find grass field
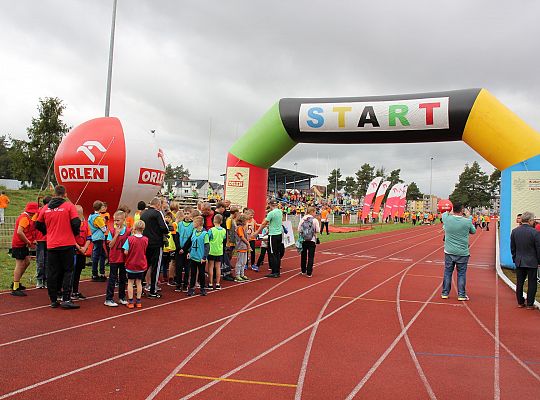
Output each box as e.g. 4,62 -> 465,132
0,189 -> 425,290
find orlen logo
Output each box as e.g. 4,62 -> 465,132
138,168 -> 165,186
58,165 -> 109,182
227,171 -> 244,188
76,140 -> 107,163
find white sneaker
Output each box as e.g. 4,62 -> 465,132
117,298 -> 128,305
104,300 -> 119,307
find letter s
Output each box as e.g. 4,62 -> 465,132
306,107 -> 324,128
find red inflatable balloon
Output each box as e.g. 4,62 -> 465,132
54,117 -> 166,216
437,199 -> 453,213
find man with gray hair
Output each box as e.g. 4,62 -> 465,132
510,211 -> 540,309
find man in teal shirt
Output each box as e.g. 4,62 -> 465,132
254,200 -> 283,278
441,202 -> 476,300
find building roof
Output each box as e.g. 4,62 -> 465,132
268,167 -> 316,184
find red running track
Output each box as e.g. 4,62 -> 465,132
0,225 -> 538,399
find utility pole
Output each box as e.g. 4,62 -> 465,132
429,156 -> 434,212
105,0 -> 118,117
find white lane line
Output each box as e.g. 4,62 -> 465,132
494,261 -> 500,400
145,269 -> 301,400
0,229 -> 437,399
344,283 -> 442,400
178,242 -> 445,400
0,229 -> 435,348
394,232 -> 482,400
0,226 -> 432,315
294,234 -> 441,400
147,228 -> 437,400
463,302 -> 540,382
0,260 -> 379,400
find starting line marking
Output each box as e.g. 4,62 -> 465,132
333,296 -> 464,307
175,373 -> 297,388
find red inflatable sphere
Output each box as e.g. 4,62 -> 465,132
437,199 -> 453,213
54,117 -> 166,217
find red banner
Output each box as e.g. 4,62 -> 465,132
361,177 -> 383,220
371,180 -> 390,219
383,184 -> 402,221
397,184 -> 409,218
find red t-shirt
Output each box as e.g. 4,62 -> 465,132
37,201 -> 79,249
75,220 -> 90,248
12,213 -> 35,248
125,235 -> 148,272
536,224 -> 540,232
108,226 -> 131,264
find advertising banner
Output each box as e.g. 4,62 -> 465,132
226,167 -> 250,209
372,180 -> 390,219
383,184 -> 402,220
510,171 -> 540,230
397,185 -> 409,218
361,177 -> 383,220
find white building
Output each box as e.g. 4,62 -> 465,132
166,179 -> 224,199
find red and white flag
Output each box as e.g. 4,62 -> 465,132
361,177 -> 383,220
371,180 -> 390,219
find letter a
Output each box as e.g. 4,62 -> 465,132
358,106 -> 380,128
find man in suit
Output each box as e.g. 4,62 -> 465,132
510,211 -> 540,309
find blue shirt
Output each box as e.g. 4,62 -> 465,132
88,213 -> 106,241
189,229 -> 209,262
178,220 -> 194,247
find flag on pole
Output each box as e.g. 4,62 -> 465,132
371,180 -> 390,219
397,184 -> 409,218
382,184 -> 402,221
361,177 -> 383,220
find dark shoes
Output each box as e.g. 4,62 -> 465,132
148,292 -> 162,299
11,290 -> 27,297
60,301 -> 80,309
265,273 -> 280,278
50,301 -> 59,308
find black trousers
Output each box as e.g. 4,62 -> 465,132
321,221 -> 329,234
301,240 -> 316,276
176,250 -> 189,287
516,267 -> 538,307
268,234 -> 283,275
189,260 -> 205,289
72,254 -> 86,293
47,247 -> 75,302
257,247 -> 267,267
146,246 -> 162,294
107,262 -> 127,301
249,240 -> 256,265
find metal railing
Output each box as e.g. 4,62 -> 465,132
0,216 -> 17,249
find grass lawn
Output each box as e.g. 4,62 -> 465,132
502,267 -> 540,302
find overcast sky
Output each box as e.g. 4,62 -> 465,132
1,0 -> 538,197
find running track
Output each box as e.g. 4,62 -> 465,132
0,225 -> 539,399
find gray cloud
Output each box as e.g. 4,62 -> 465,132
1,0 -> 538,198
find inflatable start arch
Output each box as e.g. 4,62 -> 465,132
224,89 -> 540,268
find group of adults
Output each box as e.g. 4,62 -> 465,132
441,203 -> 540,309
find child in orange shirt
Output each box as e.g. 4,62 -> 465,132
234,214 -> 251,282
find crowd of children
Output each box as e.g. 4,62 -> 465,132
9,197 -> 285,309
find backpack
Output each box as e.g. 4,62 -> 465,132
300,216 -> 315,241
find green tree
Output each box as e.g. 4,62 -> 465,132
387,169 -> 404,187
0,136 -> 13,179
355,163 -> 375,197
164,163 -> 190,191
449,161 -> 491,209
344,176 -> 357,196
328,168 -> 345,192
10,98 -> 70,187
488,169 -> 501,198
406,181 -> 423,200
375,166 -> 387,179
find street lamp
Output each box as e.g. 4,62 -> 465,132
105,0 -> 118,117
293,162 -> 298,193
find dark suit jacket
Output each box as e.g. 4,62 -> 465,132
510,224 -> 540,268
